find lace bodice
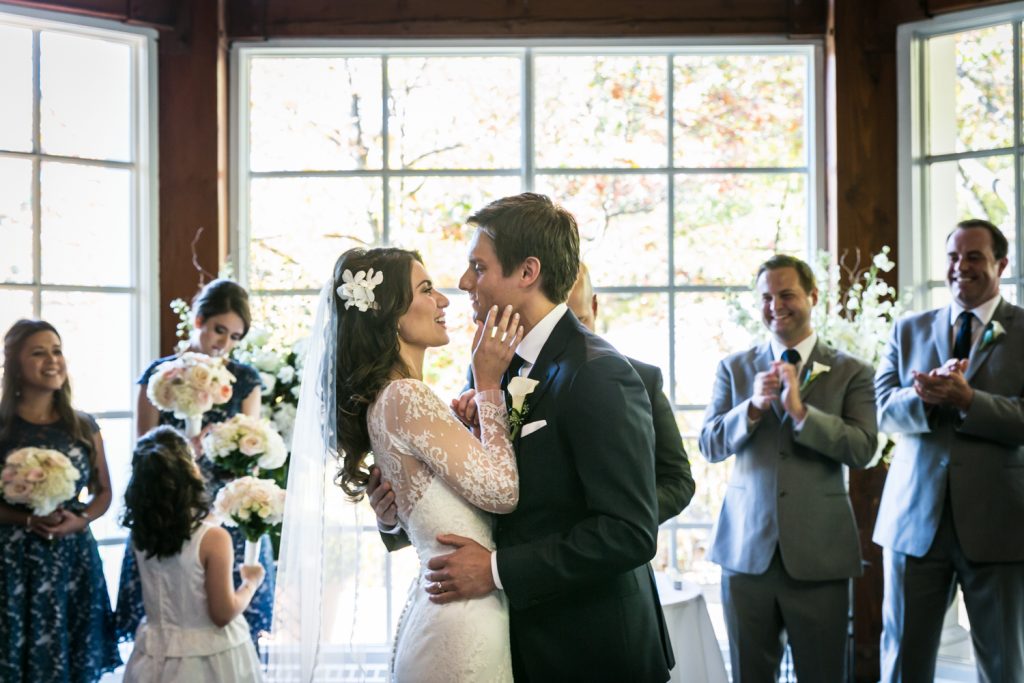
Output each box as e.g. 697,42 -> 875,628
367,379 -> 518,525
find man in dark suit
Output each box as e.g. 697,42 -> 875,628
700,254 -> 877,682
567,262 -> 695,523
874,219 -> 1024,683
413,193 -> 672,682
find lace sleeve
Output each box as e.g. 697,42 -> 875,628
382,380 -> 518,514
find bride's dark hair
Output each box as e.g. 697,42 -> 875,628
333,246 -> 421,499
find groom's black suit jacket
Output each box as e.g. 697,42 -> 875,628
495,311 -> 672,682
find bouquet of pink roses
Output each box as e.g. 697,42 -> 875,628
201,414 -> 288,477
146,352 -> 235,436
1,447 -> 81,516
214,475 -> 286,563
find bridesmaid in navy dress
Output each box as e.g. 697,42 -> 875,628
0,319 -> 121,682
114,279 -> 275,646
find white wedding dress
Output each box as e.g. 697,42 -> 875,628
367,379 -> 518,683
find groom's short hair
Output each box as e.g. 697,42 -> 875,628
468,193 -> 580,304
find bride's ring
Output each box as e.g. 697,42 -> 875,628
433,581 -> 444,593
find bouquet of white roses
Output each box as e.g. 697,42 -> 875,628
214,475 -> 286,563
201,414 -> 288,477
146,352 -> 236,436
1,447 -> 81,516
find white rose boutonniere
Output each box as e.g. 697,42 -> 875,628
799,361 -> 831,393
507,376 -> 539,439
979,320 -> 1006,351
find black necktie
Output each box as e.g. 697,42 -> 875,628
504,354 -> 526,388
781,348 -> 801,366
953,311 -> 974,360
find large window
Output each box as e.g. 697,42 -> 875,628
899,3 -> 1024,309
0,4 -> 156,593
235,41 -> 821,651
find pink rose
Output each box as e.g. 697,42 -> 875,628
1,467 -> 16,483
238,433 -> 266,457
217,384 -> 232,402
3,481 -> 33,502
24,468 -> 45,483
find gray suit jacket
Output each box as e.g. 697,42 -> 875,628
699,340 -> 877,580
873,300 -> 1024,562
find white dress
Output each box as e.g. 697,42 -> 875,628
367,379 -> 518,683
123,522 -> 264,683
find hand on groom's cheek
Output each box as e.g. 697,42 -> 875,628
425,534 -> 496,604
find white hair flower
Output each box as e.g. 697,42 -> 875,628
336,268 -> 384,312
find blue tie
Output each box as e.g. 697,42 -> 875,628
953,311 -> 974,360
781,348 -> 801,366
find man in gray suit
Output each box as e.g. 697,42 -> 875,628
874,219 -> 1024,683
700,254 -> 877,682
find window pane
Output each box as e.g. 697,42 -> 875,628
534,55 -> 667,169
98,543 -> 125,605
388,176 -> 521,289
592,293 -> 669,378
249,177 -> 383,290
387,57 -> 520,169
927,25 -> 1013,156
41,162 -> 131,286
0,157 -> 34,284
675,173 -> 806,285
0,289 -> 35,358
0,25 -> 33,153
674,292 -> 756,405
1000,283 -> 1018,304
249,57 -> 383,172
422,295 -> 477,403
535,174 -> 669,286
926,155 -> 1016,280
40,31 -> 131,162
249,294 -> 318,349
91,417 -> 132,542
674,54 -> 806,168
42,291 -> 132,412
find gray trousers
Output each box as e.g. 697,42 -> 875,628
881,498 -> 1024,683
721,549 -> 849,683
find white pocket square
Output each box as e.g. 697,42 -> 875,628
520,420 -> 547,437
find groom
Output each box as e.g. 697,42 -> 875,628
379,193 -> 672,682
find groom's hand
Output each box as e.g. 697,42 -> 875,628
425,534 -> 495,604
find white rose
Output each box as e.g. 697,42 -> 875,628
260,372 -> 277,397
238,432 -> 268,457
277,365 -> 296,384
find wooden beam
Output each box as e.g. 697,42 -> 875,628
0,0 -> 178,29
157,0 -> 229,355
227,0 -> 828,39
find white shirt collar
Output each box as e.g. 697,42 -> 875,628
770,331 -> 818,367
950,294 -> 1001,328
515,303 -> 568,368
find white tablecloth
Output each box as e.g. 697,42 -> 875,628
656,572 -> 729,683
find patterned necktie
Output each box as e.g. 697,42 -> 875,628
953,311 -> 974,360
780,348 -> 801,366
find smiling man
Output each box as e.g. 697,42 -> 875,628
699,254 -> 877,682
874,219 -> 1024,683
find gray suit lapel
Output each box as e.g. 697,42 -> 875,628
799,341 -> 833,403
932,306 -> 952,364
966,299 -> 1014,383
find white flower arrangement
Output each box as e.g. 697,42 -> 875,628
1,447 -> 81,516
800,361 -> 831,392
201,414 -> 289,477
337,268 -> 384,312
146,352 -> 236,436
214,475 -> 286,544
507,376 -> 539,439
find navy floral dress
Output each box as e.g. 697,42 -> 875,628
0,414 -> 122,683
114,355 -> 276,646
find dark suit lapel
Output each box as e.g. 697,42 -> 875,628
966,299 -> 1014,383
519,311 -> 574,418
754,342 -> 783,421
932,306 -> 952,365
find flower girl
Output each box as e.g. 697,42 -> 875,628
121,426 -> 265,682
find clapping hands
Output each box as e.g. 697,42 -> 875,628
749,361 -> 806,421
913,359 -> 974,410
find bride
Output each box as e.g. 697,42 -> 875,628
271,247 -> 522,683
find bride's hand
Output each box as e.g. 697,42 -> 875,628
471,305 -> 523,392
